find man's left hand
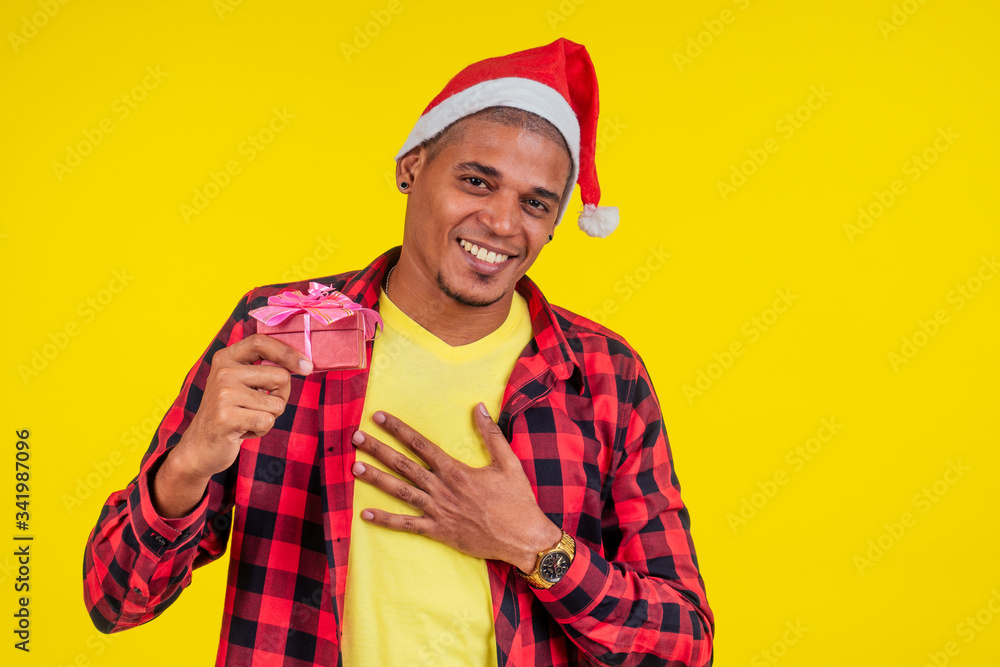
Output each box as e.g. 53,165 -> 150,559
350,403 -> 563,573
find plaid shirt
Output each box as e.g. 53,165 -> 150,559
84,246 -> 714,666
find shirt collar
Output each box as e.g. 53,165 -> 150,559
341,246 -> 582,390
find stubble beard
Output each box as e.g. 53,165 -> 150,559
435,270 -> 505,308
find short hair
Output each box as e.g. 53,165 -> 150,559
421,106 -> 572,169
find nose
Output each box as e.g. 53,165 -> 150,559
479,190 -> 519,236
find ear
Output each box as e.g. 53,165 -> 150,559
395,146 -> 424,190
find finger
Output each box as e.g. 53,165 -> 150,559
215,364 -> 294,403
221,333 -> 313,375
358,507 -> 431,537
473,402 -> 517,468
230,406 -> 276,439
231,384 -> 287,417
352,430 -> 435,491
351,459 -> 431,510
371,410 -> 449,470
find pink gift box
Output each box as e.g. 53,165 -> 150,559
249,282 -> 382,373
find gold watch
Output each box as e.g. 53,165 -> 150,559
517,531 -> 576,589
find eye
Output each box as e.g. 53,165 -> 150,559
523,198 -> 549,213
464,177 -> 488,188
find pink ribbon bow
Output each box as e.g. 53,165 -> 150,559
249,282 -> 383,353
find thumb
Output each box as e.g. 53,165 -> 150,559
474,402 -> 516,467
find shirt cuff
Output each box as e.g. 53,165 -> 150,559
532,538 -> 614,623
128,447 -> 209,558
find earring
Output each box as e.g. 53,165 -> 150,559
400,181 -> 409,190
548,234 -> 553,241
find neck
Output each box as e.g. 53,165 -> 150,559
385,249 -> 514,346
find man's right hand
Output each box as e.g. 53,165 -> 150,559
152,334 -> 313,518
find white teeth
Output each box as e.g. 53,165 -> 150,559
459,239 -> 508,264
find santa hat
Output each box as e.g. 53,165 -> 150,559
394,38 -> 619,238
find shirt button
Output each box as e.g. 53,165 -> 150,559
132,587 -> 142,595
153,535 -> 167,547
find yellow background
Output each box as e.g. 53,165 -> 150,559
3,0 -> 998,665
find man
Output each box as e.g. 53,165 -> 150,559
84,39 -> 714,666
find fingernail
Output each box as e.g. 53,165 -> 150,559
352,462 -> 365,475
352,431 -> 365,445
373,411 -> 386,424
299,359 -> 313,374
361,510 -> 374,521
478,402 -> 489,417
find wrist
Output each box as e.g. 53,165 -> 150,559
166,436 -> 215,483
516,529 -> 576,589
152,443 -> 213,518
514,520 -> 563,573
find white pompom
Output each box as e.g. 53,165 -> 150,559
577,203 -> 619,238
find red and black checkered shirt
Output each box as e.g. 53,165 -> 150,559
84,246 -> 714,666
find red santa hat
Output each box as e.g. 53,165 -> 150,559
394,38 -> 619,238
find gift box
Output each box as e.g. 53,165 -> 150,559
249,282 -> 382,372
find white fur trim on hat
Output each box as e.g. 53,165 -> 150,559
394,77 -> 582,225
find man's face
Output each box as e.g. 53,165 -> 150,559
399,116 -> 572,308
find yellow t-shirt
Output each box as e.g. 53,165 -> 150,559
341,287 -> 534,667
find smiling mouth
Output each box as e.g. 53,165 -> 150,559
458,238 -> 513,265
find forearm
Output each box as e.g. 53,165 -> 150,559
152,435 -> 213,518
534,539 -> 713,667
84,448 -> 217,633
536,356 -> 713,665
84,290 -> 248,632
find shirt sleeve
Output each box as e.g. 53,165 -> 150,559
83,291 -> 250,633
533,354 -> 715,666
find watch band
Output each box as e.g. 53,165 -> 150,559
517,531 -> 576,589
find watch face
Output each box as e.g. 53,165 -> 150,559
540,552 -> 571,583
